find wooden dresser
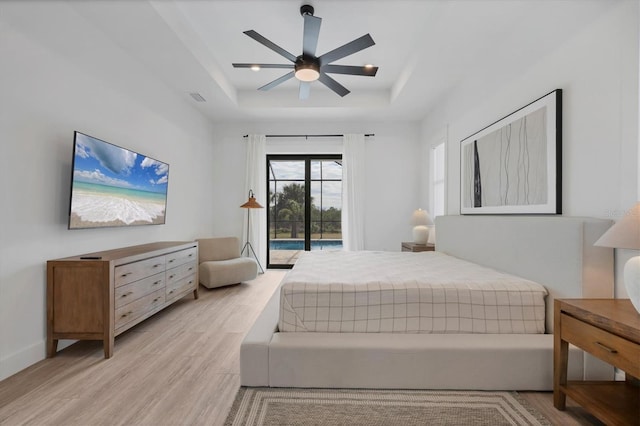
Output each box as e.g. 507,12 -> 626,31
47,241 -> 199,358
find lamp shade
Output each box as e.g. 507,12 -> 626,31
240,190 -> 264,209
594,202 -> 640,249
411,209 -> 432,226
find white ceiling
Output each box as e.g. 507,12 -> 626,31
3,0 -> 620,123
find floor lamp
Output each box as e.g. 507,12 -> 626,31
240,189 -> 265,273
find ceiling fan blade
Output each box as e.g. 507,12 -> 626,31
302,14 -> 322,57
299,82 -> 311,100
318,34 -> 375,65
233,63 -> 294,69
318,73 -> 350,97
322,64 -> 378,76
243,30 -> 297,63
258,71 -> 295,91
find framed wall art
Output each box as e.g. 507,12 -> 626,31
460,89 -> 562,214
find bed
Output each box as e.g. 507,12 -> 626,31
241,215 -> 615,390
279,251 -> 548,334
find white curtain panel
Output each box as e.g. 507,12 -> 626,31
342,134 -> 366,251
243,134 -> 267,270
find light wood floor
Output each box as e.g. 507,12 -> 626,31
0,270 -> 603,425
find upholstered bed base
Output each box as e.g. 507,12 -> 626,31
242,289 -> 589,390
241,216 -> 615,390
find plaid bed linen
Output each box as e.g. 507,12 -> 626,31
278,251 -> 548,334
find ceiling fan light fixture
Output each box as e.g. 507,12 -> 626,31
295,65 -> 320,82
234,5 -> 377,97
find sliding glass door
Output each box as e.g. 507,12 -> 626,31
267,155 -> 342,268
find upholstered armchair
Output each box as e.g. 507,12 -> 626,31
196,237 -> 258,289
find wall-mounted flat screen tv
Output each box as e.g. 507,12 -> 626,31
68,131 -> 169,229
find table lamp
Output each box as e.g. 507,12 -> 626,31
411,208 -> 432,245
594,202 -> 640,313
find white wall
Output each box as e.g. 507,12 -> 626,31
0,12 -> 216,380
421,1 -> 639,297
210,121 -> 423,252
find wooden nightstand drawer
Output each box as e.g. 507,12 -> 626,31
561,313 -> 640,377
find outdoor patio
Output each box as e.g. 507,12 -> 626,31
269,249 -> 302,265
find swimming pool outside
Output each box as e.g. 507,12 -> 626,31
269,239 -> 343,251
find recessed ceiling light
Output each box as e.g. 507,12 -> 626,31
250,65 -> 261,72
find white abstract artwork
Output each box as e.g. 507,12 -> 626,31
461,90 -> 561,214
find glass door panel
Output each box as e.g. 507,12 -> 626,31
310,180 -> 342,250
268,156 -> 342,268
268,160 -> 306,267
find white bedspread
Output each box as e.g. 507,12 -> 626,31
279,251 -> 547,334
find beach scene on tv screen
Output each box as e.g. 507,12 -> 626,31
69,132 -> 169,229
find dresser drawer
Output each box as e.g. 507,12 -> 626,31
166,274 -> 197,302
166,261 -> 197,285
166,247 -> 197,269
561,313 -> 640,376
115,288 -> 165,329
115,256 -> 166,287
115,272 -> 165,309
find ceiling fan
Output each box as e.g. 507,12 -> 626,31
232,4 -> 378,99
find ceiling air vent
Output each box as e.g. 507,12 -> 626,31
189,92 -> 206,102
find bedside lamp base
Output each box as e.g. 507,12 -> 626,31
412,225 -> 429,244
624,256 -> 640,314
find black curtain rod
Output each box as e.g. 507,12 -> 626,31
242,134 -> 374,139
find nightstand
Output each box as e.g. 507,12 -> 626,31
554,298 -> 640,426
401,242 -> 435,252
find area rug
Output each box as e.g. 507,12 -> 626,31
224,387 -> 551,425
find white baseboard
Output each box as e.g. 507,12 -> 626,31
0,339 -> 75,381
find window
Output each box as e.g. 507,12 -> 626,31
431,142 -> 446,217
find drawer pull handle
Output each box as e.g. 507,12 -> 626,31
188,253 -> 193,257
121,272 -> 132,277
153,297 -> 160,303
153,263 -> 162,268
188,267 -> 193,271
168,290 -> 174,294
595,342 -> 617,353
121,292 -> 133,298
153,280 -> 161,285
169,275 -> 175,279
169,259 -> 175,263
121,311 -> 133,318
